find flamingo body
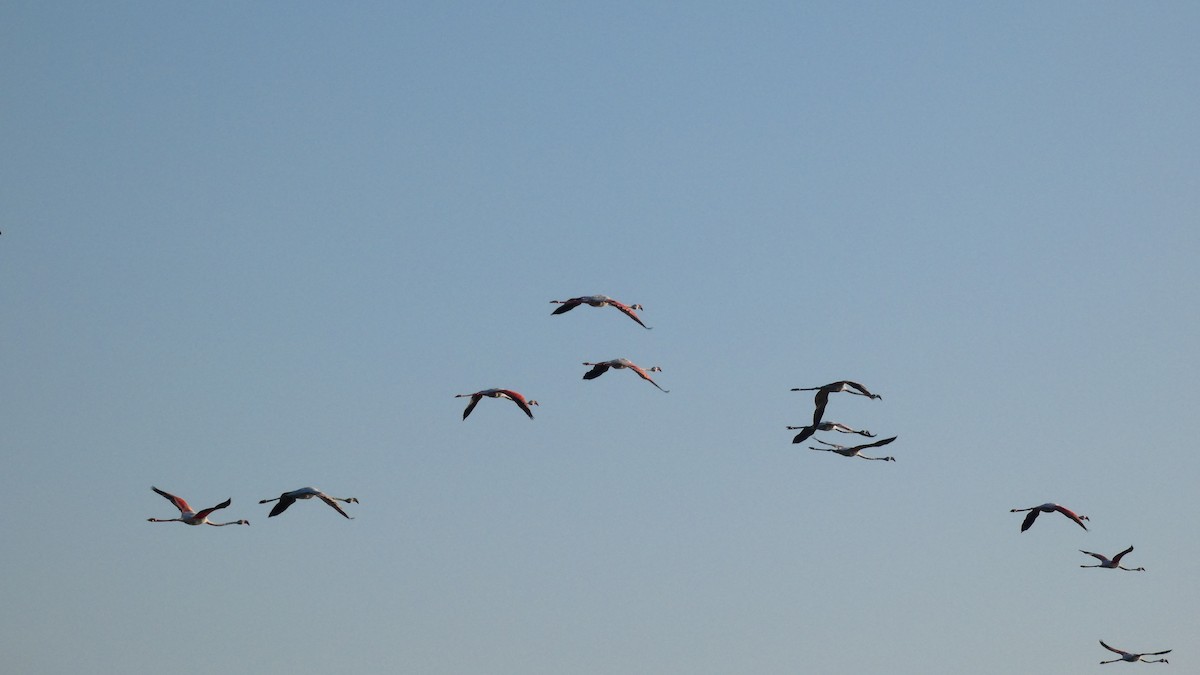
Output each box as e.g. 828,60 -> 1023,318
788,420 -> 874,443
1080,546 -> 1144,571
581,358 -> 668,392
550,295 -> 651,329
455,388 -> 539,419
807,436 -> 898,461
791,380 -> 882,400
1009,503 -> 1089,531
259,487 -> 358,519
147,486 -> 249,527
1100,640 -> 1171,664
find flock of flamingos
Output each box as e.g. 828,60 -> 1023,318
147,293 -> 1173,666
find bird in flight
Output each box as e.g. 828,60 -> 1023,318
806,436 -> 898,461
147,486 -> 249,527
1080,546 -> 1145,571
1010,503 -> 1089,531
1099,640 -> 1170,664
788,420 -> 875,444
550,295 -> 651,329
455,388 -> 539,419
791,380 -> 882,400
259,487 -> 359,519
581,358 -> 668,392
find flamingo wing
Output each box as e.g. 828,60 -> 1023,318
268,496 -> 297,517
848,436 -> 897,451
152,486 -> 192,514
611,301 -> 651,329
629,364 -> 668,392
791,426 -> 817,444
461,395 -> 481,420
1099,641 -> 1124,654
501,390 -> 535,419
318,494 -> 353,519
842,380 -> 880,398
195,498 -> 232,520
1111,546 -> 1134,564
550,298 -> 583,314
810,390 -> 831,426
1143,650 -> 1172,656
1053,504 -> 1088,530
1080,550 -> 1108,562
582,363 -> 611,380
1020,509 -> 1041,532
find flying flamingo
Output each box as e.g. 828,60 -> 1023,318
146,486 -> 249,527
581,358 -> 668,392
807,436 -> 898,461
1099,641 -> 1171,664
455,388 -> 539,419
1010,503 -> 1089,531
550,295 -> 651,329
1080,546 -> 1145,571
259,487 -> 359,519
791,380 -> 882,400
788,420 -> 875,443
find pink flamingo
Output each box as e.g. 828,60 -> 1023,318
1099,640 -> 1170,664
147,486 -> 249,527
807,436 -> 898,461
550,295 -> 651,329
1010,503 -> 1089,531
788,420 -> 875,444
1080,546 -> 1145,571
581,358 -> 668,392
259,487 -> 358,519
455,388 -> 539,419
791,380 -> 882,400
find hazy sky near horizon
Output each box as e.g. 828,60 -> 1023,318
2,3 -> 1198,673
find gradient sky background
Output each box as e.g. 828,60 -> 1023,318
2,3 -> 1198,674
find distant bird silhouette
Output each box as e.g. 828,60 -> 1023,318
581,358 -> 668,392
550,295 -> 651,329
788,420 -> 875,444
1099,640 -> 1170,664
259,487 -> 358,519
791,380 -> 882,400
455,388 -> 539,419
1010,503 -> 1089,531
1080,546 -> 1145,571
147,487 -> 249,527
807,436 -> 898,461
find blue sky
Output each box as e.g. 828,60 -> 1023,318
2,3 -> 1198,673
